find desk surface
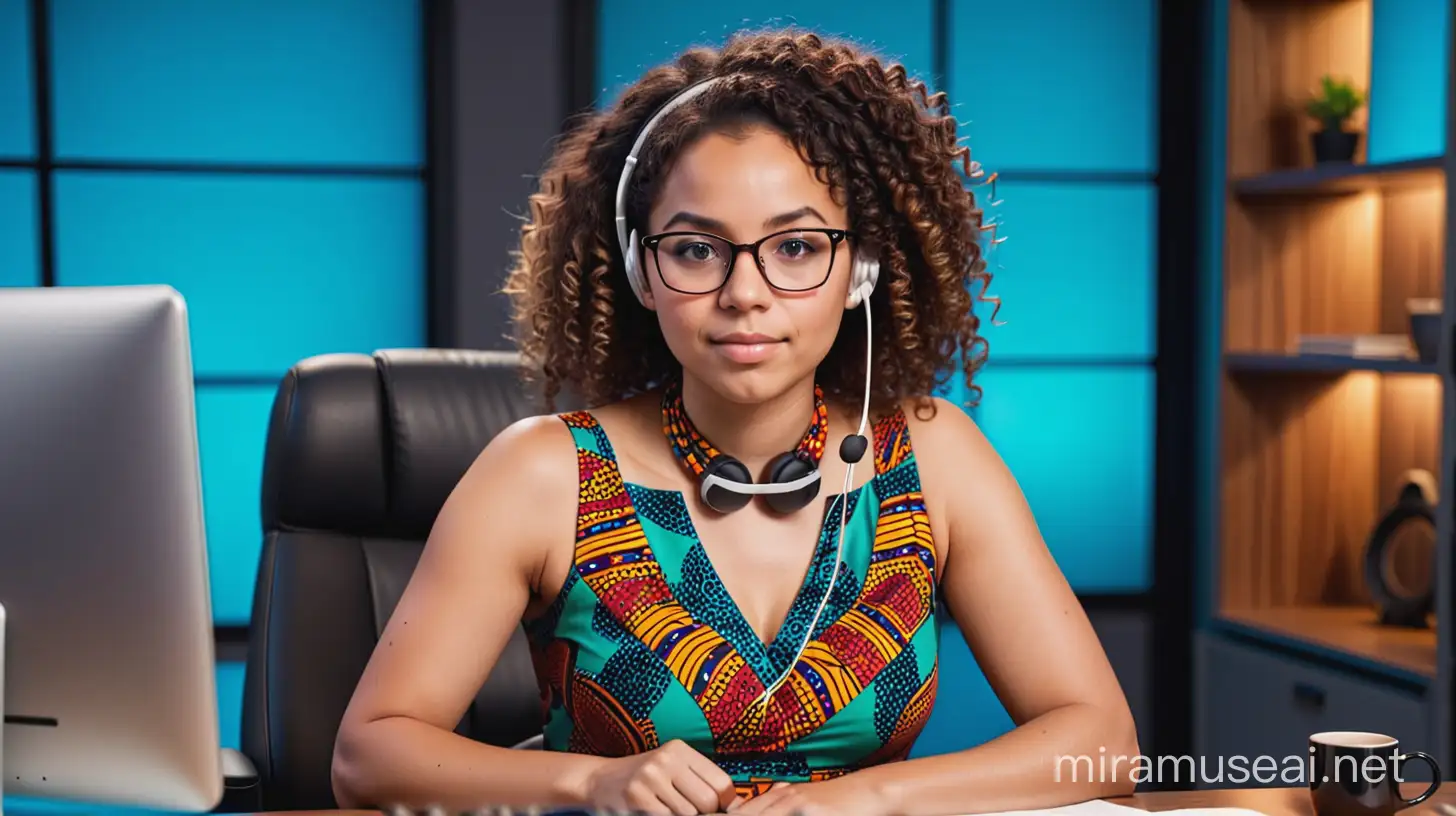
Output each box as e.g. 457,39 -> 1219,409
254,784 -> 1456,816
1109,784 -> 1449,814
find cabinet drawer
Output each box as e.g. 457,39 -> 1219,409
1195,632 -> 1428,789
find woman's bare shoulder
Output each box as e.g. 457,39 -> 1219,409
896,394 -> 984,455
425,412 -> 585,580
448,412 -> 582,495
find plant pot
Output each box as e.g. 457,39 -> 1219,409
1311,127 -> 1360,163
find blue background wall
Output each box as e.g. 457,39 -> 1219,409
2,0 -> 1165,801
0,0 -> 426,773
1367,0 -> 1450,164
597,0 -> 1160,753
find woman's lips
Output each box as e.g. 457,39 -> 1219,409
710,334 -> 785,363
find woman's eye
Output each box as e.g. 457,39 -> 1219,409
778,239 -> 813,258
676,243 -> 717,262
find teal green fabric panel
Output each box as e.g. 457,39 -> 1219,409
650,680 -> 716,752
0,169 -> 38,287
948,0 -> 1157,173
596,1 -> 935,104
797,679 -> 880,768
557,577 -> 613,678
52,171 -> 425,379
48,0 -> 423,166
972,365 -> 1155,593
630,488 -> 693,587
1368,0 -> 1450,163
0,0 -> 32,158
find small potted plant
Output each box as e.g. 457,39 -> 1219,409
1304,74 -> 1366,163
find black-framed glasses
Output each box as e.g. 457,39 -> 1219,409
640,227 -> 854,294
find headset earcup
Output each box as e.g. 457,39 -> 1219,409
764,453 -> 822,515
701,457 -> 753,513
625,228 -> 650,307
847,251 -> 879,308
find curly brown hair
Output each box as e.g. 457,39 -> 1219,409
503,28 -> 996,416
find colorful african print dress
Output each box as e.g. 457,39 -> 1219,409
523,406 -> 940,799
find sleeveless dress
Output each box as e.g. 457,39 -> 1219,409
522,405 -> 941,799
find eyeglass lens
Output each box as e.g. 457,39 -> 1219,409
649,230 -> 839,293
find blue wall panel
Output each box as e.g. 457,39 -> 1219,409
0,0 -> 33,158
7,3 -> 425,807
53,172 -> 425,379
597,1 -> 934,104
48,0 -> 423,166
948,0 -> 1157,173
1367,0 -> 1450,163
216,661 -> 245,750
0,170 -> 38,287
973,365 -> 1155,593
196,384 -> 276,625
979,182 -> 1156,361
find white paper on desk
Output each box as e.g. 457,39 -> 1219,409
965,798 -> 1271,816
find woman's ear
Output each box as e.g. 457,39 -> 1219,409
640,278 -> 657,310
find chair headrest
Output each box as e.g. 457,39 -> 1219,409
260,348 -> 548,540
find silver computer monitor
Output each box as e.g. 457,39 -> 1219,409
0,285 -> 223,812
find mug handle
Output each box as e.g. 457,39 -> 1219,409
1396,751 -> 1441,807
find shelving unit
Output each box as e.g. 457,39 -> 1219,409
1197,0 -> 1455,783
1225,353 -> 1439,375
1232,156 -> 1444,197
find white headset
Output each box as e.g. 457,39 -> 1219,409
613,76 -> 880,311
612,75 -> 881,706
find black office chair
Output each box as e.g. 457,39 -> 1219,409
235,348 -> 564,811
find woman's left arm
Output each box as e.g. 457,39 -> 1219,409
738,397 -> 1140,816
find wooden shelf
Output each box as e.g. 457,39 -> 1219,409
1219,606 -> 1436,681
1226,352 -> 1439,375
1233,156 -> 1445,197
1201,0 -> 1456,766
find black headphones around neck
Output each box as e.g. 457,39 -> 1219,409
661,379 -> 838,515
702,450 -> 824,515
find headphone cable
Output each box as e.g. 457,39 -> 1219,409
756,298 -> 873,707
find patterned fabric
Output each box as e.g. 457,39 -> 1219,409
523,405 -> 940,798
661,377 -> 830,476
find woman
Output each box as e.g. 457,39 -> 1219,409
331,29 -> 1138,816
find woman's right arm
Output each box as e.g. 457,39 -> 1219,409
329,415 -> 738,815
329,415 -> 599,810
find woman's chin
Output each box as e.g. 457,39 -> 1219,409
683,359 -> 809,406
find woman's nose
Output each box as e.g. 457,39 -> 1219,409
717,249 -> 772,310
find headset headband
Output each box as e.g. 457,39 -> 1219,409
613,77 -> 728,261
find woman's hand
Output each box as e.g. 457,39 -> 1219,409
582,739 -> 739,815
729,776 -> 894,816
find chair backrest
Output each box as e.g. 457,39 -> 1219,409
240,348 -> 559,811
